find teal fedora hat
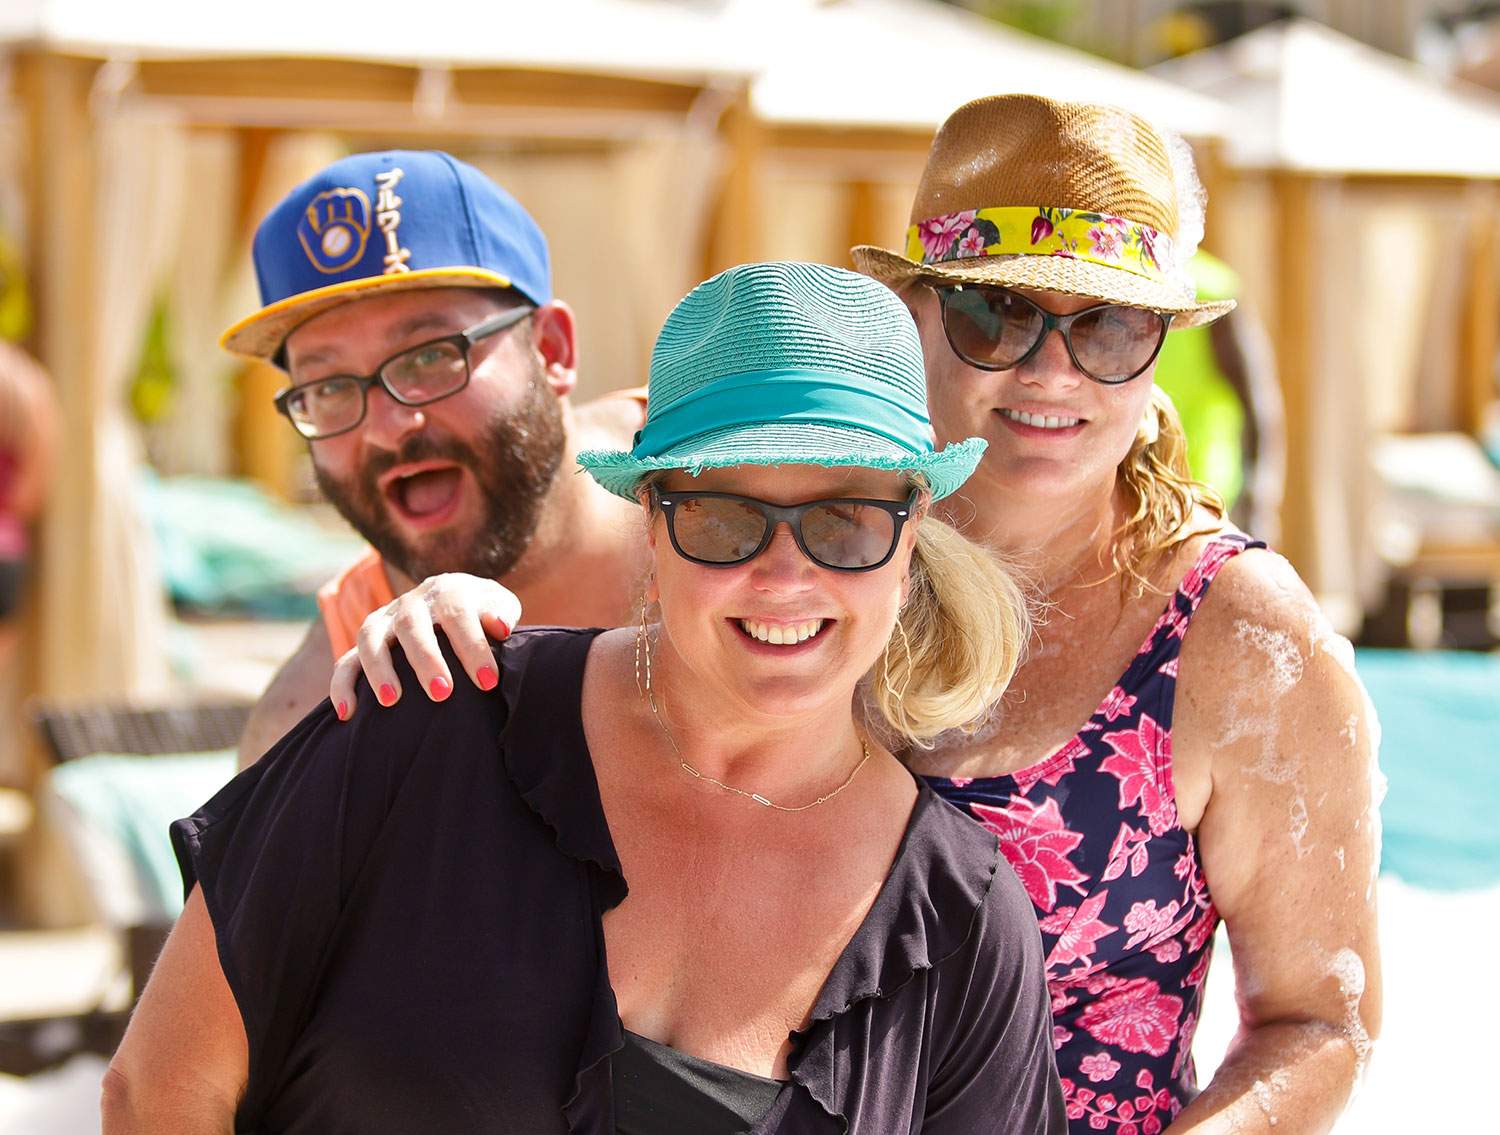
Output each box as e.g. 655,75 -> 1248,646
577,261 -> 985,500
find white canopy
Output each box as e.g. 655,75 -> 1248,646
0,0 -> 754,82
1153,17 -> 1500,176
3,0 -> 1228,139
744,0 -> 1228,139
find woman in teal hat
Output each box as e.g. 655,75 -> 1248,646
107,262 -> 1065,1134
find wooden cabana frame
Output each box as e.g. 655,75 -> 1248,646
1156,19 -> 1500,625
1,39 -> 756,728
0,0 -> 1234,716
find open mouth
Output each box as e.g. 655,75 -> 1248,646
381,463 -> 465,524
733,618 -> 829,647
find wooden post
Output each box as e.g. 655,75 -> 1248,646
12,50 -> 112,926
1459,181 -> 1499,437
16,51 -> 106,701
1195,137 -> 1232,257
226,126 -> 303,499
842,180 -> 879,270
1269,170 -> 1319,583
701,85 -> 763,278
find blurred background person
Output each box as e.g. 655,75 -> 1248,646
0,341 -> 57,670
1153,248 -> 1285,542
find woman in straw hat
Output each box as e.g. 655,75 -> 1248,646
345,96 -> 1381,1134
852,95 -> 1381,1133
105,262 -> 1066,1134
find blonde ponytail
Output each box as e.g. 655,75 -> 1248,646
1111,386 -> 1225,595
870,517 -> 1030,748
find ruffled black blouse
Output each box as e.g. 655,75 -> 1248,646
172,627 -> 1065,1134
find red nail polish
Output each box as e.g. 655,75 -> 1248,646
336,700 -> 348,721
477,666 -> 498,691
378,683 -> 396,706
429,676 -> 451,700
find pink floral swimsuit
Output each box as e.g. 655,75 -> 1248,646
927,534 -> 1264,1135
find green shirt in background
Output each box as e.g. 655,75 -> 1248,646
1153,250 -> 1245,507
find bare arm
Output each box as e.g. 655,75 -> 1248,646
1170,553 -> 1381,1133
102,888 -> 248,1133
236,617 -> 335,771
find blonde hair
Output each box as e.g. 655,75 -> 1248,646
1112,385 -> 1225,595
637,471 -> 1030,749
871,515 -> 1030,749
1109,125 -> 1226,591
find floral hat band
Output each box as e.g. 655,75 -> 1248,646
906,206 -> 1174,285
853,96 -> 1233,327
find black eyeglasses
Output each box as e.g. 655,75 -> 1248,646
654,489 -> 918,572
935,284 -> 1171,384
274,306 -> 534,440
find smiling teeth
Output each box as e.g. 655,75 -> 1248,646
740,619 -> 825,644
1003,409 -> 1080,429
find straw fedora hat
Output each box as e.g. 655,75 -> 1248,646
577,261 -> 985,500
852,94 -> 1234,328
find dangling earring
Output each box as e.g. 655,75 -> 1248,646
634,601 -> 652,698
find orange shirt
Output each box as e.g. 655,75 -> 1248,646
316,549 -> 395,659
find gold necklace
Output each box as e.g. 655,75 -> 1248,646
634,621 -> 871,813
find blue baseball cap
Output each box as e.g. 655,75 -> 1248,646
221,150 -> 551,359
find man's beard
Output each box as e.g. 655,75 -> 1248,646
315,376 -> 567,585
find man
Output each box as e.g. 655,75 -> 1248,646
228,150 -> 645,768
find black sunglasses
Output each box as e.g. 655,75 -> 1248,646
653,489 -> 918,572
274,306 -> 534,440
934,284 -> 1171,384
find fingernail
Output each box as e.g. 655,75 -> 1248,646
377,683 -> 397,706
429,676 -> 452,700
336,700 -> 349,721
477,666 -> 498,691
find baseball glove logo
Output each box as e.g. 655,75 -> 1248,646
297,187 -> 372,274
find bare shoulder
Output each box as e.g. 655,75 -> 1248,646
236,617 -> 336,770
1178,537 -> 1373,790
574,387 -> 647,452
1181,540 -> 1340,686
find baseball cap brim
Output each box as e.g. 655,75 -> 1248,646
577,423 -> 986,502
851,245 -> 1235,329
220,266 -> 514,360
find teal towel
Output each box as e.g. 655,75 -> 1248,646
50,751 -> 237,920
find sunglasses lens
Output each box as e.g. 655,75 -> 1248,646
671,497 -> 769,563
1068,305 -> 1166,382
940,287 -> 1044,370
801,502 -> 899,569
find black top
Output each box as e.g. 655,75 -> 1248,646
172,627 -> 1066,1134
614,1030 -> 783,1135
